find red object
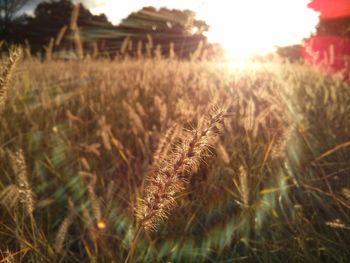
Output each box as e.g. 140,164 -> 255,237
303,35 -> 350,79
308,0 -> 350,19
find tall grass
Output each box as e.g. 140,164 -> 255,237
0,53 -> 350,262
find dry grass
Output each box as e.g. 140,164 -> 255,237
8,149 -> 35,216
0,53 -> 350,262
0,47 -> 22,113
136,107 -> 229,231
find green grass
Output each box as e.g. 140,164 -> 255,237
1,56 -> 350,262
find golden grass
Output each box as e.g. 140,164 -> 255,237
0,53 -> 349,262
136,107 -> 229,231
9,149 -> 34,216
0,47 -> 22,113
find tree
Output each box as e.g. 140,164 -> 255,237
23,0 -> 114,55
0,0 -> 32,39
2,0 -> 213,59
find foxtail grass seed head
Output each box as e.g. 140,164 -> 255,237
87,181 -> 102,223
120,37 -> 130,55
24,39 -> 32,59
123,101 -> 145,134
70,4 -> 84,59
0,47 -> 22,113
45,38 -> 54,61
9,149 -> 35,215
137,40 -> 143,58
217,143 -> 230,164
154,95 -> 168,127
152,123 -> 178,169
271,123 -> 296,160
136,107 -> 229,231
82,207 -> 97,242
325,219 -> 349,230
54,212 -> 75,253
55,25 -> 68,46
243,98 -> 255,132
0,184 -> 21,209
233,165 -> 250,207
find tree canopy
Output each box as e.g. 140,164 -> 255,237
16,0 -> 114,54
0,0 -> 33,39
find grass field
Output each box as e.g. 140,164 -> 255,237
1,49 -> 350,262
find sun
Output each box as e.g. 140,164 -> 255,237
88,0 -> 319,60
197,0 -> 319,60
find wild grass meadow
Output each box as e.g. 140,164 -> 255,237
1,46 -> 350,262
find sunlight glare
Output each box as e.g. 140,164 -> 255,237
198,0 -> 319,59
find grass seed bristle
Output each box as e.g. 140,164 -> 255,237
136,107 -> 229,231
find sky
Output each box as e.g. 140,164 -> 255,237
23,0 -> 320,58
